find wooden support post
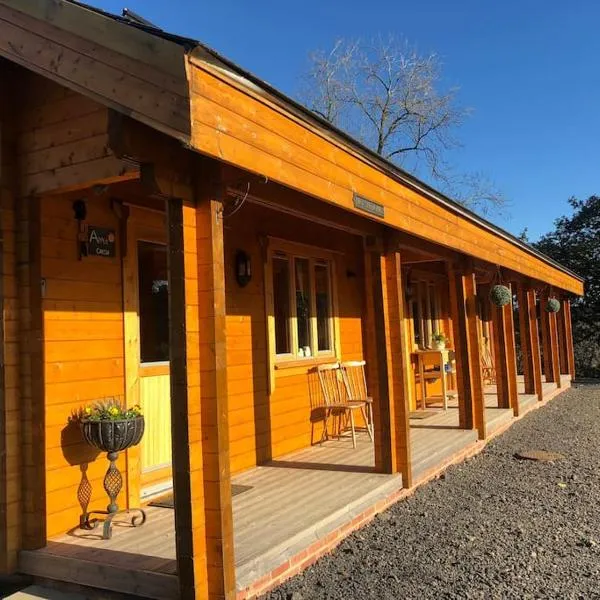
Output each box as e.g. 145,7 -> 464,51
381,249 -> 412,485
518,286 -> 543,401
166,162 -> 235,600
448,265 -> 485,439
540,292 -> 561,387
563,299 -> 576,379
363,250 -> 384,473
556,300 -> 569,375
365,245 -> 412,486
550,309 -> 562,389
490,291 -> 519,416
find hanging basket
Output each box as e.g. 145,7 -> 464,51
545,298 -> 561,313
80,416 -> 145,453
489,284 -> 512,307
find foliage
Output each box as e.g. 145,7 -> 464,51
545,298 -> 561,313
432,332 -> 447,343
81,399 -> 142,421
299,36 -> 506,215
489,284 -> 512,307
534,196 -> 599,377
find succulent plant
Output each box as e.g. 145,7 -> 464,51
489,284 -> 512,307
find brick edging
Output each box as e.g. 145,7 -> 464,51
237,382 -> 571,599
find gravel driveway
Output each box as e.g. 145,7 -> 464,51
263,385 -> 600,600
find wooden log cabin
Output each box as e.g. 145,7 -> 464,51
0,1 -> 583,599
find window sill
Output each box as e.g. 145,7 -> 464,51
274,356 -> 337,371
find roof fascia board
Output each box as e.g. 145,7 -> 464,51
188,47 -> 583,285
0,0 -> 183,75
0,1 -> 190,142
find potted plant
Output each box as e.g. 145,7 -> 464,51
79,399 -> 146,539
489,284 -> 512,307
432,332 -> 448,350
545,297 -> 561,313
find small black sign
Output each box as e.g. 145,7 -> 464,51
353,193 -> 385,218
87,226 -> 116,258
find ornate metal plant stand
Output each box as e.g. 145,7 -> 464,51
80,416 -> 146,540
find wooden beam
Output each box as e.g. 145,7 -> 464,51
556,301 -> 569,374
550,309 -> 562,389
448,264 -> 485,438
540,291 -> 561,386
518,286 -> 543,401
491,301 -> 511,410
166,160 -> 235,600
19,195 -> 46,549
563,299 -> 576,378
380,249 -> 412,486
516,284 -> 534,394
362,250 -> 385,474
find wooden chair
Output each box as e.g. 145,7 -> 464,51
340,360 -> 374,442
316,363 -> 370,448
481,336 -> 496,385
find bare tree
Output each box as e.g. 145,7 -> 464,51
299,36 -> 506,214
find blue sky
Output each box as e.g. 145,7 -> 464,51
93,0 -> 598,240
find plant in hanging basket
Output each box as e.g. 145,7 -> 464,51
489,284 -> 512,307
79,399 -> 145,453
545,297 -> 561,313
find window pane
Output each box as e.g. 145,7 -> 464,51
273,256 -> 291,354
412,300 -> 421,346
430,285 -> 438,335
295,258 -> 311,356
138,242 -> 169,363
315,263 -> 331,351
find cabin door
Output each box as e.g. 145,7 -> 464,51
124,208 -> 172,500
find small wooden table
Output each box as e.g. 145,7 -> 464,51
412,349 -> 454,410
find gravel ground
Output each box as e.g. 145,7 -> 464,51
263,385 -> 600,600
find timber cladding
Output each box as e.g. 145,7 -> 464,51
41,191 -> 127,538
0,60 -> 20,573
187,58 -> 582,296
224,201 -> 366,473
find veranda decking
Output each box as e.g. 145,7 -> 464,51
19,377 -> 567,599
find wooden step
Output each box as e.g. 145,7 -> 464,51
19,550 -> 179,600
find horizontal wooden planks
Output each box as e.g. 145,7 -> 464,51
41,192 -> 126,538
188,61 -> 582,295
223,201 -> 367,473
0,2 -> 190,141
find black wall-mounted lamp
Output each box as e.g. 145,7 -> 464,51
235,249 -> 252,287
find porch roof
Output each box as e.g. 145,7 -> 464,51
0,0 -> 584,294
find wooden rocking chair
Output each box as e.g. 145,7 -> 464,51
316,363 -> 370,448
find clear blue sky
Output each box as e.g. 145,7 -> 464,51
93,0 -> 598,240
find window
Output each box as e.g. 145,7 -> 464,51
410,278 -> 443,350
138,241 -> 169,363
315,262 -> 332,352
269,243 -> 336,362
273,256 -> 292,354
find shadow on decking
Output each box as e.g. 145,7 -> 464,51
265,459 -> 375,473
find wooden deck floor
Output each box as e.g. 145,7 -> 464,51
19,374 -> 569,598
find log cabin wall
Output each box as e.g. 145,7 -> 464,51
40,190 -> 126,539
0,59 -> 21,573
223,200 -> 366,473
13,71 -> 128,539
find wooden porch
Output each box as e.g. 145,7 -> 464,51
19,374 -> 570,598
